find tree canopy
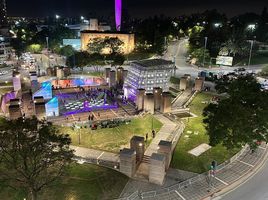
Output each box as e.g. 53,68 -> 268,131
0,117 -> 74,200
203,75 -> 268,149
88,37 -> 124,55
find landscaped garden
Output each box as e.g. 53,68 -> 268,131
171,92 -> 239,173
0,163 -> 128,200
59,114 -> 163,153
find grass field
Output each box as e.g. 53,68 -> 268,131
0,163 -> 128,200
59,114 -> 163,153
171,92 -> 239,173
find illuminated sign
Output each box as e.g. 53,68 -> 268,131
216,56 -> 233,66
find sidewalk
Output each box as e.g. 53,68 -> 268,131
144,114 -> 178,156
70,146 -> 120,169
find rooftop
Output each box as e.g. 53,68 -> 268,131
131,59 -> 174,68
80,30 -> 133,35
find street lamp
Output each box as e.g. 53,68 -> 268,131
55,15 -> 60,20
203,37 -> 208,67
81,16 -> 84,21
248,40 -> 254,67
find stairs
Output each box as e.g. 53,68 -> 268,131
141,155 -> 151,164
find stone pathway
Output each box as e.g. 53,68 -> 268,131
144,114 -> 178,156
134,115 -> 181,180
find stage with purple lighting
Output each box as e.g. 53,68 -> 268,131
56,88 -> 118,116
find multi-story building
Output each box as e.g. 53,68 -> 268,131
123,59 -> 175,101
0,36 -> 11,64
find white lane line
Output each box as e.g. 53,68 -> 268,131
215,176 -> 229,186
97,152 -> 105,160
175,190 -> 186,200
238,160 -> 254,167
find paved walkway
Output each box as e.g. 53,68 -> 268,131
70,146 -> 120,169
134,115 -> 181,180
144,114 -> 178,156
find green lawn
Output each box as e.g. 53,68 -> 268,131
59,115 -> 163,153
0,163 -> 128,200
171,92 -> 239,173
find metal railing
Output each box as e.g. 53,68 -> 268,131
73,156 -> 120,171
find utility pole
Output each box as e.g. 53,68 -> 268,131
248,40 -> 254,67
203,37 -> 208,67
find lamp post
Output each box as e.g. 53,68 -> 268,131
248,40 -> 254,67
203,37 -> 208,67
46,37 -> 50,69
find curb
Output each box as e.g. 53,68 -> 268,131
202,145 -> 268,200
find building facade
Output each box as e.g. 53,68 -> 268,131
80,31 -> 135,54
0,36 -> 11,64
123,59 -> 175,101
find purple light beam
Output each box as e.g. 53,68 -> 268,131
115,0 -> 122,31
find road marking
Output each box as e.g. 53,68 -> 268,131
175,190 -> 186,200
97,152 -> 105,160
238,160 -> 254,167
214,176 -> 229,185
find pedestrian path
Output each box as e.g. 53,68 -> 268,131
144,114 -> 178,156
70,146 -> 120,169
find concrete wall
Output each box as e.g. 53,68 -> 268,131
149,153 -> 166,185
120,148 -> 136,177
136,89 -> 145,111
144,93 -> 154,114
130,136 -> 145,163
153,87 -> 162,111
160,92 -> 171,113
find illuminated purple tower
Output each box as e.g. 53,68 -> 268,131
115,0 -> 122,31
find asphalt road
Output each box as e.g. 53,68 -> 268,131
163,38 -> 265,78
220,159 -> 268,200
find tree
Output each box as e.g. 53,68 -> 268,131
108,53 -> 125,67
88,37 -> 124,54
58,45 -> 76,57
26,44 -> 42,54
67,51 -> 91,68
190,47 -> 210,65
203,75 -> 268,149
0,117 -> 74,200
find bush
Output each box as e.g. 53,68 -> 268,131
261,66 -> 268,76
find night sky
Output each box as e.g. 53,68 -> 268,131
7,0 -> 268,18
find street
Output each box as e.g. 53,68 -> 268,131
219,158 -> 268,200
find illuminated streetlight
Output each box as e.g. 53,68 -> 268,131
81,16 -> 84,20
214,23 -> 222,28
55,15 -> 60,19
247,24 -> 256,30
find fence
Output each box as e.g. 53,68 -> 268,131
73,156 -> 120,171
